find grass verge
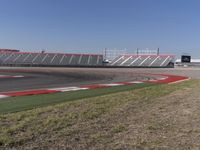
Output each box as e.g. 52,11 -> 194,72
0,79 -> 198,149
0,83 -> 151,114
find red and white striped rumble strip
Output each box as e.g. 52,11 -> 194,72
0,95 -> 9,99
49,87 -> 89,92
0,74 -> 189,99
0,81 -> 143,99
0,75 -> 25,78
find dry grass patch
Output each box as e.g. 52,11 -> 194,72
0,79 -> 198,149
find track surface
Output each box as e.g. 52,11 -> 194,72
0,67 -> 197,92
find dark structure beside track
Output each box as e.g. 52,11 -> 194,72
0,49 -> 175,68
181,55 -> 191,63
175,55 -> 200,67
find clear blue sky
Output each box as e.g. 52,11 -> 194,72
0,0 -> 200,57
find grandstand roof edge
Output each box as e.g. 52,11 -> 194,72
121,54 -> 175,57
0,51 -> 103,56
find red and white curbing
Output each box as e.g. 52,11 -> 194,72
0,95 -> 9,99
0,74 -> 189,99
0,75 -> 25,78
0,81 -> 144,98
49,87 -> 89,92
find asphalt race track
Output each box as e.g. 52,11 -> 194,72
0,67 -> 199,92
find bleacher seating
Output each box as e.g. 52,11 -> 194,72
0,51 -> 103,67
0,50 -> 174,67
108,54 -> 174,67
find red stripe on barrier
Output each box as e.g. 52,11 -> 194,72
0,51 -> 103,56
121,54 -> 175,58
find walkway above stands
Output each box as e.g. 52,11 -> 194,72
0,51 -> 103,67
108,54 -> 175,67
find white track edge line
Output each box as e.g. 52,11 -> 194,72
168,78 -> 191,84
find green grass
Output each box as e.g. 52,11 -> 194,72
0,79 -> 198,148
0,83 -> 152,114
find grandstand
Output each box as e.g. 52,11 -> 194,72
0,48 -> 175,68
0,50 -> 103,67
108,54 -> 175,67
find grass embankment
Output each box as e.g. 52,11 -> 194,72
0,79 -> 198,149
